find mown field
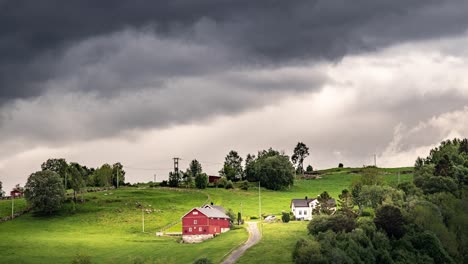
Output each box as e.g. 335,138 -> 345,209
206,167 -> 413,218
0,198 -> 27,218
237,221 -> 308,264
0,167 -> 412,263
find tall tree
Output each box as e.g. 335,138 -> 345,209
168,171 -> 182,187
360,167 -> 383,186
255,153 -> 295,190
188,160 -> 202,178
245,154 -> 257,182
68,163 -> 85,203
195,173 -> 208,189
94,164 -> 113,187
220,150 -> 243,181
460,138 -> 468,154
184,160 -> 203,188
291,142 -> 309,174
41,158 -> 69,188
313,191 -> 335,215
0,180 -> 3,197
374,205 -> 405,239
24,170 -> 65,214
338,189 -> 353,215
434,154 -> 453,177
112,162 -> 125,188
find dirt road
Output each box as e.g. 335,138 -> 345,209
222,222 -> 261,264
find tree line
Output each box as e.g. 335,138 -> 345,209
166,143 -> 311,191
293,138 -> 468,264
23,158 -> 126,214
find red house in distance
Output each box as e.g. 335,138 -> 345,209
10,190 -> 24,198
208,175 -> 221,184
181,204 -> 230,243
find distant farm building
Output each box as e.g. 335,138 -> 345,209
208,175 -> 221,183
181,204 -> 230,243
290,197 -> 336,220
10,190 -> 24,198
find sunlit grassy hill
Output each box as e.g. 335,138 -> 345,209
0,167 -> 413,263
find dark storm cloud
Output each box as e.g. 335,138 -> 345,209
1,0 -> 468,104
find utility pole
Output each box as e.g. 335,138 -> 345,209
173,157 -> 180,176
142,207 -> 145,233
259,181 -> 262,236
154,174 -> 156,183
398,172 -> 401,184
117,168 -> 119,189
374,154 -> 377,167
11,197 -> 14,219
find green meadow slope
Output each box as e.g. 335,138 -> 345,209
0,167 -> 412,263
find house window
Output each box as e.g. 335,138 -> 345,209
299,210 -> 302,215
193,211 -> 198,215
194,220 -> 197,224
189,228 -> 192,232
304,211 -> 307,215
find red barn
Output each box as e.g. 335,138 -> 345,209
181,205 -> 230,243
208,175 -> 221,183
10,190 -> 23,198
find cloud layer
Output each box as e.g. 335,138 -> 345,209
0,1 -> 467,192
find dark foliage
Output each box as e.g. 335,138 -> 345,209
308,214 -> 356,235
374,205 -> 405,239
282,212 -> 290,223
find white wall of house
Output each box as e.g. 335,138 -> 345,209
291,200 -> 319,220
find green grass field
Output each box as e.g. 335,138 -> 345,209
0,198 -> 28,218
207,167 -> 413,218
237,221 -> 308,264
0,167 -> 413,263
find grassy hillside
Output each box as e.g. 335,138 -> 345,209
0,167 -> 412,263
207,167 -> 413,218
0,198 -> 28,218
237,221 -> 308,264
0,188 -> 247,263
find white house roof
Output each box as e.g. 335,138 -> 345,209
291,198 -> 316,207
290,198 -> 336,208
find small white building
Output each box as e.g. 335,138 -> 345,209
290,197 -> 318,220
290,197 -> 336,220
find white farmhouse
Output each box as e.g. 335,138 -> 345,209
290,196 -> 336,220
290,197 -> 319,220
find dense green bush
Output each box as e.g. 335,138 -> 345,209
282,212 -> 290,223
25,170 -> 65,214
225,180 -> 233,189
293,139 -> 468,264
308,214 -> 356,235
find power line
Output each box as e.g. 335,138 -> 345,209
124,165 -> 173,171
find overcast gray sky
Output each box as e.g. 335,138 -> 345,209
1,1 -> 468,192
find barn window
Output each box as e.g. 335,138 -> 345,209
189,228 -> 192,232
193,211 -> 198,215
199,227 -> 202,232
194,220 -> 197,224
